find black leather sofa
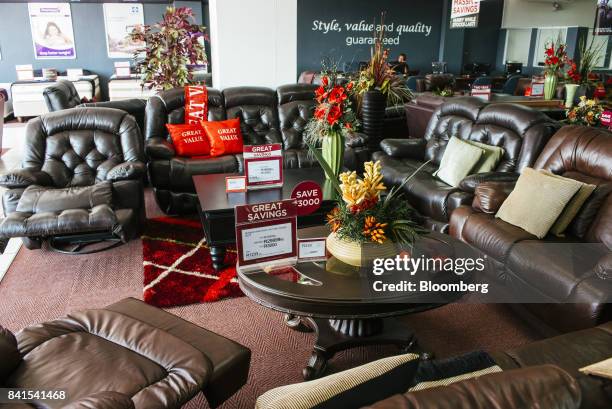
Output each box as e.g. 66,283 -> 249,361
0,108 -> 146,250
144,84 -> 370,215
44,79 -> 147,132
373,97 -> 560,231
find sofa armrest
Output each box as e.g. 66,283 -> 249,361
380,138 -> 426,160
364,365 -> 581,409
0,326 -> 21,383
62,392 -> 135,409
459,172 -> 520,193
0,169 -> 53,189
345,132 -> 368,148
107,162 -> 146,182
145,137 -> 176,160
472,181 -> 516,214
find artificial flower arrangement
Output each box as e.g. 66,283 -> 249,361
543,39 -> 567,76
566,96 -> 604,127
325,161 -> 425,247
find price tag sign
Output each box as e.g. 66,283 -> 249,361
471,84 -> 491,101
244,144 -> 283,190
66,68 -> 84,79
291,180 -> 322,216
16,64 -> 34,81
601,111 -> 612,128
226,176 -> 247,193
298,238 -> 328,262
235,199 -> 297,271
114,61 -> 131,77
531,77 -> 545,98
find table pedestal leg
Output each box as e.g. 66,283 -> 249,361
210,246 -> 226,271
298,317 -> 417,380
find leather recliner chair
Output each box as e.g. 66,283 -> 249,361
0,297 -> 251,409
43,79 -> 147,131
373,97 -> 560,231
450,126 -> 612,333
0,108 -> 146,251
145,84 -> 370,215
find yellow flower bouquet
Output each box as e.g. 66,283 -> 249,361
566,96 -> 604,127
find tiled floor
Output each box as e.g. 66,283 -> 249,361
0,121 -> 26,282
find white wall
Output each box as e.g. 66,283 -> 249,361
502,0 -> 594,28
209,0 -> 297,89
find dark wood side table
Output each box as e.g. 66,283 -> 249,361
193,168 -> 337,271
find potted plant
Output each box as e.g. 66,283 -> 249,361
542,38 -> 567,100
323,161 -> 426,267
566,96 -> 604,127
304,64 -> 359,180
130,7 -> 208,90
574,37 -> 605,100
355,14 -> 413,143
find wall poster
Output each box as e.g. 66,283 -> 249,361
594,0 -> 612,35
450,0 -> 480,29
103,3 -> 145,58
28,3 -> 76,59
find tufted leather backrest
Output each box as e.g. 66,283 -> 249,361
23,108 -> 143,188
534,125 -> 612,246
424,97 -> 559,171
144,88 -> 225,141
223,87 -> 281,145
277,84 -> 317,150
43,80 -> 81,112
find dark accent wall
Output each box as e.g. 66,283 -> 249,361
0,1 -> 203,99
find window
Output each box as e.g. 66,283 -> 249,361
504,29 -> 531,66
585,32 -> 608,69
533,27 -> 568,66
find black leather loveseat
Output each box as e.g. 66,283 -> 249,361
373,97 -> 560,231
144,84 -> 370,215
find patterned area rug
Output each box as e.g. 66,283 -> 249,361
142,217 -> 243,307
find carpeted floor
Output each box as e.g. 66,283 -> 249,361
0,190 -> 542,409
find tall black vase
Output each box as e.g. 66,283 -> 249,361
361,90 -> 386,147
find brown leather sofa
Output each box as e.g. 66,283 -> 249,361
0,298 -> 251,409
0,108 -> 146,251
450,126 -> 612,333
373,97 -> 560,231
144,84 -> 370,215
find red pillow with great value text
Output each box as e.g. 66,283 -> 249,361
165,123 -> 211,157
201,118 -> 244,157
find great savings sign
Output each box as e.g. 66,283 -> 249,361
450,0 -> 480,29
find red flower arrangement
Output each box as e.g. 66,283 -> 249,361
565,59 -> 582,84
543,40 -> 567,77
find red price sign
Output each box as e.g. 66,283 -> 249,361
291,181 -> 322,216
601,111 -> 612,127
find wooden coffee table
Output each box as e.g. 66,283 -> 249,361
238,226 -> 470,379
193,168 -> 337,270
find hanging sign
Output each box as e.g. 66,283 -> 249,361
594,0 -> 612,36
244,143 -> 284,190
291,181 -> 322,216
450,0 -> 480,29
103,3 -> 145,58
235,199 -> 298,271
28,3 -> 76,59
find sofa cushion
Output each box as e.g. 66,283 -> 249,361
16,182 -> 113,214
434,137 -> 484,187
201,118 -> 244,157
496,168 -> 582,239
166,124 -> 211,157
256,353 -> 419,409
466,140 -> 504,173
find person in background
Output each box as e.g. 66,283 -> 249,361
394,53 -> 409,76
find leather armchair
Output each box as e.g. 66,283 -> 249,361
0,108 -> 145,251
1,298 -> 251,409
374,97 -> 559,231
145,84 -> 370,215
44,80 -> 146,131
450,126 -> 612,333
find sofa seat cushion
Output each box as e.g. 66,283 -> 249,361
164,156 -> 239,192
16,182 -> 113,214
505,240 -> 612,302
11,308 -> 211,409
459,212 -> 536,261
0,205 -> 126,240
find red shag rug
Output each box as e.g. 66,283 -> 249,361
142,217 -> 243,307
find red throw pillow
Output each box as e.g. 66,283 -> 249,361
185,86 -> 208,125
166,123 -> 211,157
201,118 -> 244,157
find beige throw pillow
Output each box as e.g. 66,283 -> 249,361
496,168 -> 583,238
465,140 -> 505,173
434,137 -> 484,187
540,170 -> 596,236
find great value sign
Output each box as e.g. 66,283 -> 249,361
244,143 -> 283,189
450,0 -> 480,29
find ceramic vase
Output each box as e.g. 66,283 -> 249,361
564,84 -> 579,108
321,130 -> 344,180
544,74 -> 558,100
326,232 -> 397,267
361,89 -> 386,145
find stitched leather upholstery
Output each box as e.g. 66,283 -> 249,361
43,80 -> 81,111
